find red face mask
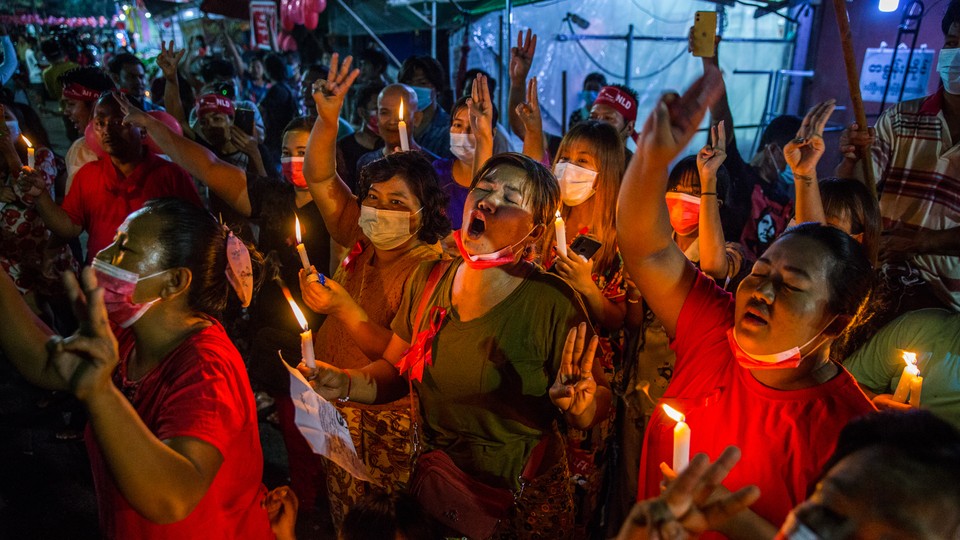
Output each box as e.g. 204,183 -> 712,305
281,157 -> 307,189
665,192 -> 701,236
366,110 -> 380,135
92,259 -> 164,328
725,317 -> 836,371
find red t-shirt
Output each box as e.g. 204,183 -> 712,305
638,270 -> 875,536
62,153 -> 202,262
85,320 -> 273,540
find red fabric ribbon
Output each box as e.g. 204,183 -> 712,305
341,241 -> 364,272
62,82 -> 102,102
396,306 -> 447,383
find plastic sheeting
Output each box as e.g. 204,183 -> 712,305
449,0 -> 800,155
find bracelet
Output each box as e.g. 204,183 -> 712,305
338,370 -> 352,403
700,192 -> 718,196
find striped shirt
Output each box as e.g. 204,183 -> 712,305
872,91 -> 960,310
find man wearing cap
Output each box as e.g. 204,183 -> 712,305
590,84 -> 639,161
58,67 -> 116,194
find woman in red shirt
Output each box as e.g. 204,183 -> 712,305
0,198 -> 275,539
617,70 -> 876,538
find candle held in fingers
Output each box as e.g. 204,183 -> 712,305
892,351 -> 920,404
22,135 -> 35,169
281,282 -> 317,368
398,98 -> 410,152
295,216 -> 311,270
662,403 -> 690,473
554,210 -> 567,257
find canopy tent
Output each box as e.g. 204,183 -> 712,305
326,0 -> 544,36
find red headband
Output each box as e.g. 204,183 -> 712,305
62,82 -> 101,102
196,93 -> 236,117
593,86 -> 637,123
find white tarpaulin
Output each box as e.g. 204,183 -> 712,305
283,359 -> 375,483
450,0 -> 799,155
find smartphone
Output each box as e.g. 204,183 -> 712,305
235,107 -> 255,135
569,234 -> 602,261
692,11 -> 718,58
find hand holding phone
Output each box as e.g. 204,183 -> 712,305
569,234 -> 602,261
692,11 -> 717,58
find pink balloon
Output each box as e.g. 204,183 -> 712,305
83,122 -> 107,159
302,0 -> 325,30
281,0 -> 295,32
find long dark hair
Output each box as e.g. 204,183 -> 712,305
143,198 -> 264,315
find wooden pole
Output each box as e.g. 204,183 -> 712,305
831,0 -> 878,196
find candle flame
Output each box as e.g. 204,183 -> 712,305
662,403 -> 685,423
555,209 -> 562,220
279,282 -> 309,330
399,98 -> 404,119
295,215 -> 303,244
21,135 -> 32,149
902,351 -> 917,367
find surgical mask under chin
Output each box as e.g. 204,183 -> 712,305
452,228 -> 534,270
92,259 -> 165,328
449,132 -> 477,163
5,120 -> 20,140
665,192 -> 700,236
410,86 -> 433,110
365,110 -> 380,135
938,48 -> 960,94
554,162 -> 597,206
358,204 -> 422,250
726,316 -> 837,370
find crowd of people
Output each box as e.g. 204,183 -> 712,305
0,4 -> 958,540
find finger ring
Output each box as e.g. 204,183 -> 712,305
792,137 -> 805,144
306,273 -> 320,283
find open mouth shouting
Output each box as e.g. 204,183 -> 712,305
466,210 -> 486,239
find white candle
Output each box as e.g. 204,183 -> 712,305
22,135 -> 35,169
398,98 -> 410,152
300,328 -> 316,370
554,210 -> 567,257
282,283 -> 317,369
909,373 -> 923,408
295,216 -> 311,270
892,352 -> 920,403
662,404 -> 690,473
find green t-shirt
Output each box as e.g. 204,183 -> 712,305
392,258 -> 589,490
845,308 -> 960,428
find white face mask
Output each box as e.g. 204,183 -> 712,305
938,48 -> 960,94
450,132 -> 476,164
5,120 -> 21,141
554,162 -> 598,206
358,204 -> 422,250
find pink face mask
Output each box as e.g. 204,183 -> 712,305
726,317 -> 836,370
665,192 -> 700,236
366,110 -> 380,135
281,157 -> 307,189
92,259 -> 165,328
453,229 -> 530,270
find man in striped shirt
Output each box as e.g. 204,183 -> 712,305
839,1 -> 960,313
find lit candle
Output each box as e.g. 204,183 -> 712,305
22,135 -> 34,169
892,351 -> 921,403
662,403 -> 690,473
398,98 -> 410,152
295,215 -> 311,271
281,283 -> 316,368
554,210 -> 567,257
909,372 -> 924,408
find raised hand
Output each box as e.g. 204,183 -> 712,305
554,247 -> 596,296
696,120 -> 727,180
616,447 -> 759,540
784,99 -> 835,177
515,77 -> 542,134
509,29 -> 537,83
263,486 -> 299,540
310,52 -> 359,123
549,322 -> 599,416
230,125 -> 260,157
467,72 -> 495,140
156,40 -> 185,82
638,67 -> 724,167
52,267 -> 120,403
115,91 -> 153,129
